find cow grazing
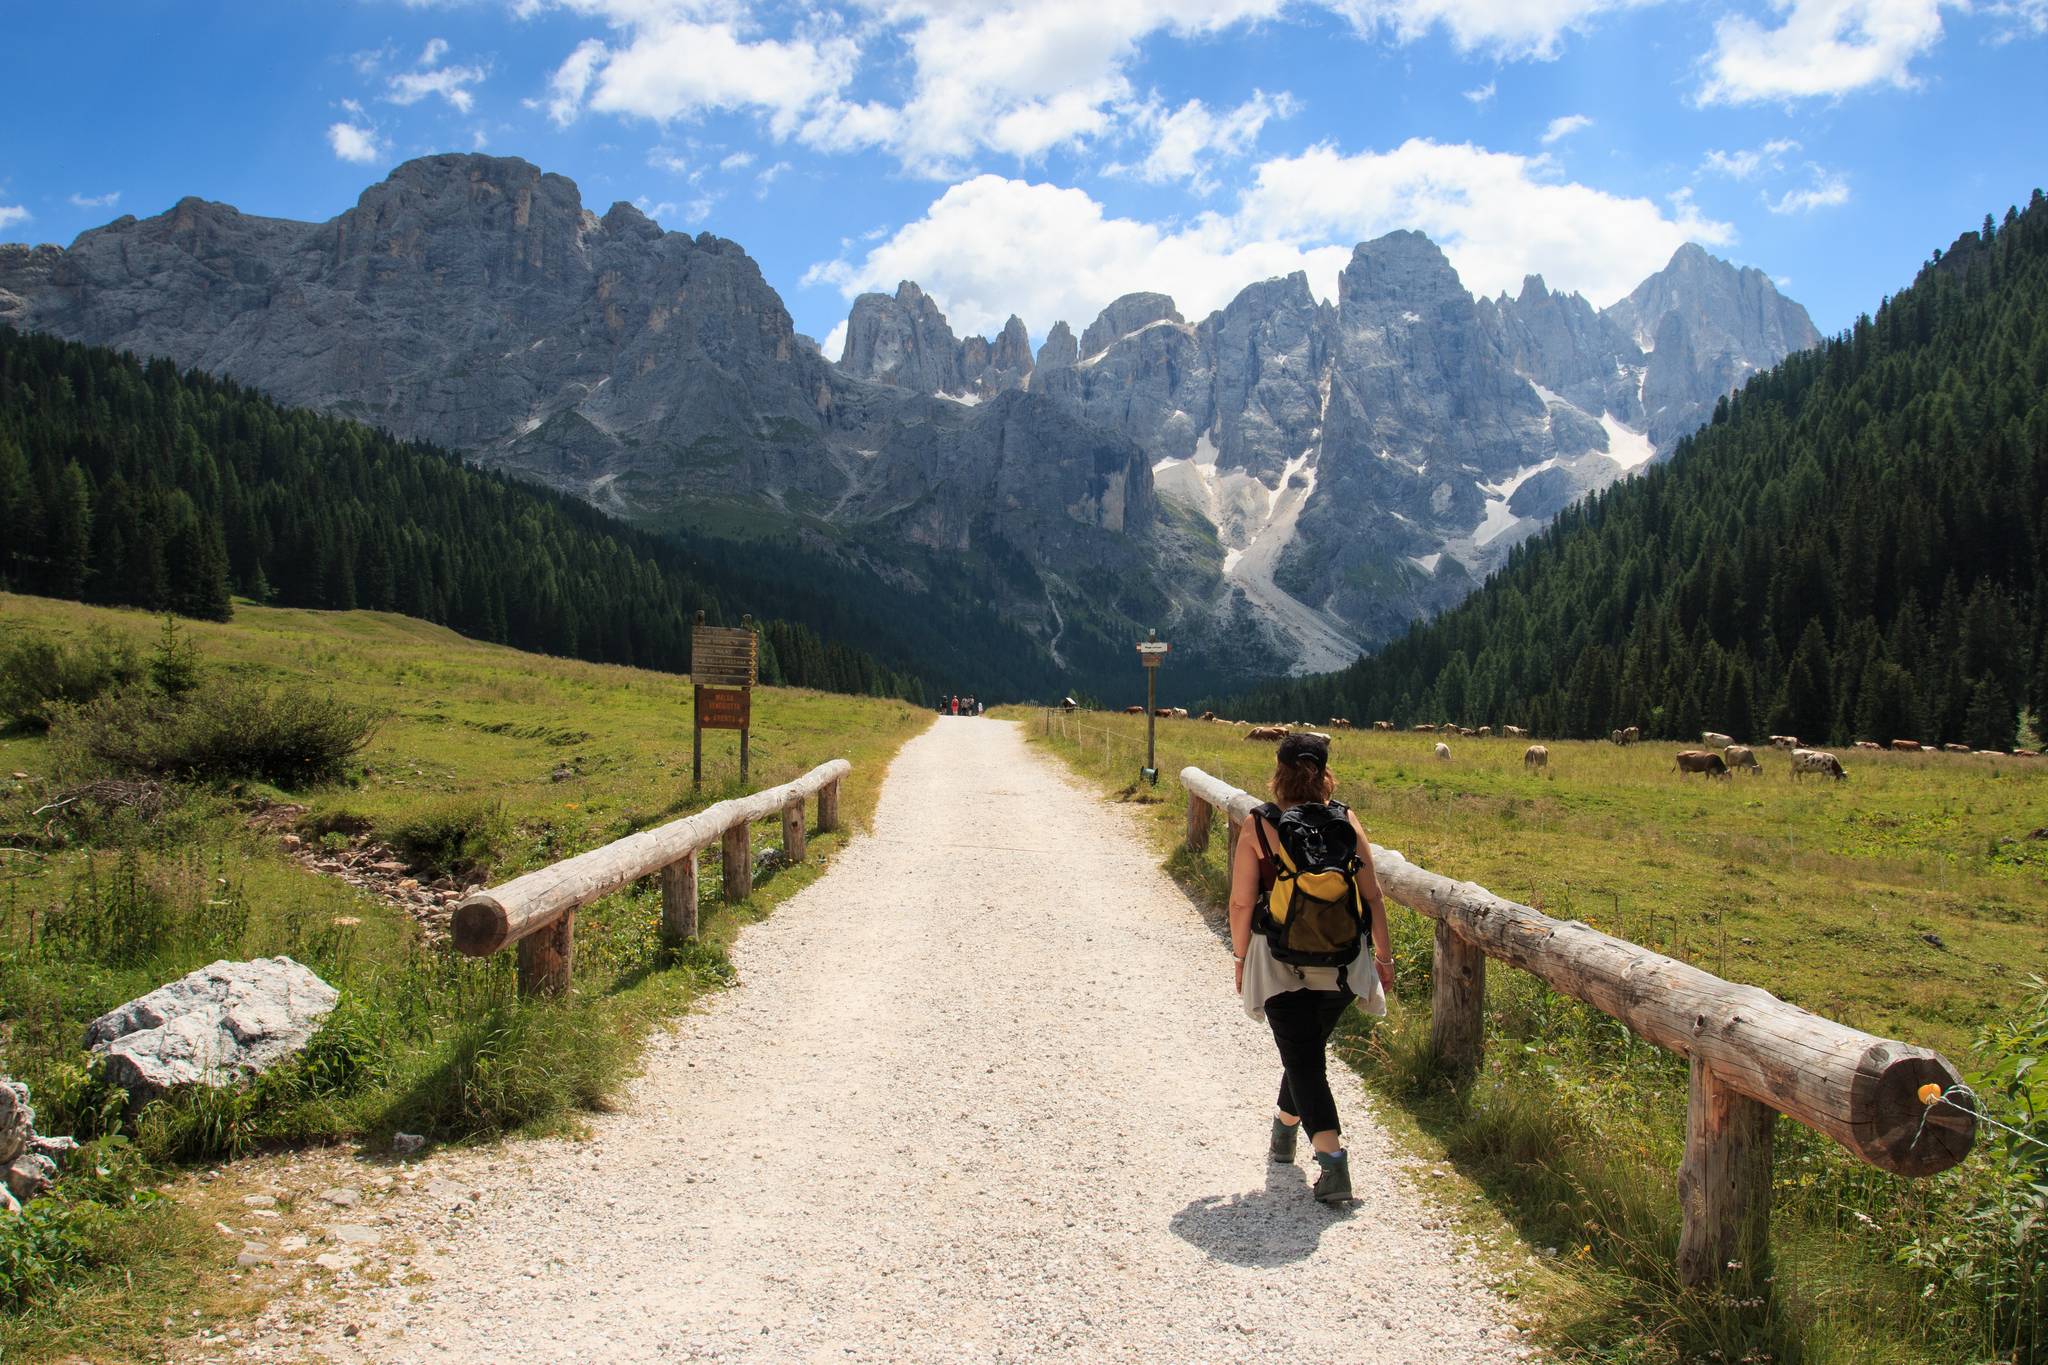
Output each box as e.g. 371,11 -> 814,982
1503,725 -> 1528,739
1723,744 -> 1762,775
1170,707 -> 1189,719
1412,724 -> 1436,733
1854,740 -> 1883,750
1434,742 -> 1451,760
1974,750 -> 2003,757
1124,705 -> 1146,715
1674,750 -> 1730,779
1476,726 -> 1492,738
1890,739 -> 1922,753
1769,735 -> 1799,750
1621,726 -> 1640,745
1792,749 -> 1848,780
1245,725 -> 1288,742
1329,718 -> 1354,729
2015,749 -> 2040,758
1701,731 -> 1734,749
1943,742 -> 1969,754
1524,744 -> 1548,769
1373,721 -> 1395,732
1198,710 -> 1218,721
1457,727 -> 1475,737
1611,729 -> 1625,745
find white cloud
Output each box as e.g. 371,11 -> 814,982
720,150 -> 755,172
542,38 -> 606,127
1463,80 -> 1497,104
756,160 -> 792,191
1112,90 -> 1296,193
327,122 -> 384,164
1327,0 -> 1662,60
822,318 -> 850,361
387,39 -> 486,113
685,194 -> 716,223
1539,112 -> 1592,143
1984,0 -> 2048,37
1700,0 -> 1953,105
806,138 -> 1730,339
350,44 -> 394,77
68,191 -> 121,209
648,146 -> 693,175
522,1 -> 1664,176
0,205 -> 29,230
1765,166 -> 1851,213
635,195 -> 681,221
1700,137 -> 1800,179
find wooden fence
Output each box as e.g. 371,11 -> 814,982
452,760 -> 849,995
1179,765 -> 1976,1287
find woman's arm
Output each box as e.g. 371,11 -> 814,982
1228,817 -> 1262,994
1350,812 -> 1395,992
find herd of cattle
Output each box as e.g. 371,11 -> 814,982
1109,705 -> 2040,783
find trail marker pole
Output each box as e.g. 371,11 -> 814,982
1136,630 -> 1170,785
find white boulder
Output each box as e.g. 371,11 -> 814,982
83,956 -> 339,1103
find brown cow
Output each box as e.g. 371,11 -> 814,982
1245,725 -> 1288,742
1373,721 -> 1395,732
1723,744 -> 1762,775
1891,739 -> 1922,752
1329,718 -> 1354,729
1943,742 -> 1969,753
1611,729 -> 1626,745
1124,705 -> 1145,715
1412,723 -> 1436,733
1523,744 -> 1548,769
1198,710 -> 1218,721
1476,726 -> 1492,738
1621,726 -> 1640,744
1457,727 -> 1475,737
1674,750 -> 1730,779
1503,725 -> 1529,739
1854,740 -> 1882,750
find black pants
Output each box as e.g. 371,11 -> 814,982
1266,988 -> 1353,1139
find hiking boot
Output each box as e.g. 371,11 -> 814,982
1312,1149 -> 1352,1204
1269,1116 -> 1299,1162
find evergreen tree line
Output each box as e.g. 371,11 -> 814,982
0,328 -> 926,703
1232,192 -> 2048,752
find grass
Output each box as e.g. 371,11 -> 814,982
0,592 -> 930,1362
1012,705 -> 2048,1365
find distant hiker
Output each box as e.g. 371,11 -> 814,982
950,695 -> 960,716
1229,731 -> 1393,1204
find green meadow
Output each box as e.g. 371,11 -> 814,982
0,592 -> 928,1362
1020,706 -> 2048,1365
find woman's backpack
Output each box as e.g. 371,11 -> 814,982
1251,800 -> 1370,967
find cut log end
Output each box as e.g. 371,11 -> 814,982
1853,1046 -> 1975,1176
451,894 -> 512,957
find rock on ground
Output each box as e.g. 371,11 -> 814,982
84,956 -> 339,1102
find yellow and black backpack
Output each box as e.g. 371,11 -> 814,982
1251,800 -> 1369,969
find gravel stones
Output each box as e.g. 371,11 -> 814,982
83,957 -> 339,1103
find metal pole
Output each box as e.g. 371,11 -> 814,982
1146,666 -> 1156,774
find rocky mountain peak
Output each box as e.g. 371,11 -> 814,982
1036,321 -> 1078,371
1079,293 -> 1183,359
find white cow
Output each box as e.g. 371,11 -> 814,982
1791,749 -> 1847,781
1434,742 -> 1451,760
1701,731 -> 1734,749
1524,744 -> 1548,769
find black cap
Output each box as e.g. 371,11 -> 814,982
1276,731 -> 1329,770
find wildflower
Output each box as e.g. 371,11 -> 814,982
332,916 -> 360,927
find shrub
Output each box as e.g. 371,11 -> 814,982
0,628 -> 141,732
386,797 -> 510,882
50,680 -> 379,787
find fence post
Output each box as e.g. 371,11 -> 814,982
516,909 -> 575,997
818,777 -> 840,833
660,853 -> 699,946
1429,920 -> 1486,1072
722,823 -> 753,902
1677,1058 -> 1775,1286
782,798 -> 807,864
1185,793 -> 1213,854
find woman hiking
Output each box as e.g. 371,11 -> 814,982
1229,731 -> 1393,1204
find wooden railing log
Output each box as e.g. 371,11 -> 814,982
1677,1058 -> 1776,1286
1186,793 -> 1213,854
452,760 -> 849,958
660,853 -> 699,946
818,778 -> 840,834
782,798 -> 806,864
722,823 -> 752,902
516,909 -> 575,997
1429,920 -> 1486,1072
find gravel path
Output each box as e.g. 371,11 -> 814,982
247,718 -> 1528,1363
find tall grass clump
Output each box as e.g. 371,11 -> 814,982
386,797 -> 510,882
50,680 -> 379,786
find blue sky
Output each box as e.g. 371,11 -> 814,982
4,1 -> 2044,355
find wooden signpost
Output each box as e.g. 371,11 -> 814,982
1136,630 -> 1170,784
692,611 -> 758,790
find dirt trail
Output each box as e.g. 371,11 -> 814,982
244,718 -> 1528,1363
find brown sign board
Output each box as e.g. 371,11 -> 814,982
692,625 -> 758,687
696,685 -> 751,731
